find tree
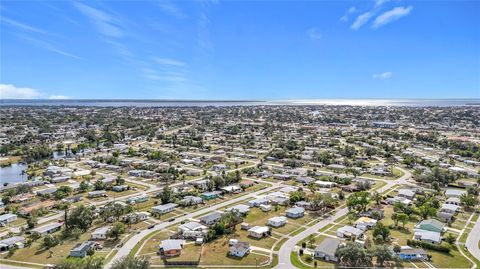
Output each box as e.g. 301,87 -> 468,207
42,234 -> 59,249
79,181 -> 90,192
66,205 -> 96,231
27,213 -> 38,229
372,192 -> 382,205
94,180 -> 106,190
372,222 -> 390,242
57,256 -> 104,269
111,255 -> 150,269
289,190 -> 306,204
397,213 -> 409,228
418,204 -> 437,220
370,244 -> 396,267
460,194 -> 478,209
108,223 -> 126,240
159,185 -> 173,204
346,191 -> 370,212
116,176 -> 125,186
335,242 -> 372,267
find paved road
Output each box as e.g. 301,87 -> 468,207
466,213 -> 480,263
275,166 -> 412,269
104,181 -> 283,268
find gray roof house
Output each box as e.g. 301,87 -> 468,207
70,241 -> 96,257
199,212 -> 223,225
285,207 -> 305,219
314,238 -> 341,262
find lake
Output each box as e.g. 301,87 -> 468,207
0,162 -> 28,185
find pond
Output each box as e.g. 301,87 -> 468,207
0,162 -> 28,185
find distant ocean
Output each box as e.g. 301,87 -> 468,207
0,99 -> 479,107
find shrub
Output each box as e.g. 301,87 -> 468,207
407,239 -> 450,253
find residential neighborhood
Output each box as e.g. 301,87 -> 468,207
0,105 -> 479,269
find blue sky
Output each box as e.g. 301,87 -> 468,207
1,0 -> 479,99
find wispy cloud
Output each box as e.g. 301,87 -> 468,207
374,0 -> 390,8
0,84 -> 42,99
340,6 -> 357,22
307,28 -> 322,40
373,6 -> 413,28
153,57 -> 186,67
1,17 -> 48,34
49,95 -> 70,100
19,35 -> 82,59
372,71 -> 393,80
351,12 -> 374,30
157,0 -> 186,19
73,2 -> 123,38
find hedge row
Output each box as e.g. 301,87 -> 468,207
407,239 -> 450,253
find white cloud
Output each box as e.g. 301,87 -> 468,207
1,17 -> 48,34
157,0 -> 186,18
0,84 -> 42,99
340,6 -> 357,22
373,6 -> 413,28
73,2 -> 123,38
19,35 -> 82,59
153,57 -> 186,67
49,95 -> 70,99
372,72 -> 393,80
307,28 -> 322,40
351,12 -> 374,30
374,0 -> 390,8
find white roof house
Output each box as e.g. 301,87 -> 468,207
267,216 -> 287,228
91,226 -> 111,240
337,225 -> 364,239
248,226 -> 270,239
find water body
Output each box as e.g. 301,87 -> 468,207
0,99 -> 478,107
0,162 -> 28,185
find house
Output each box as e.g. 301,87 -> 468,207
260,204 -> 272,212
227,204 -> 250,215
440,203 -> 460,214
285,207 -> 305,219
0,213 -> 17,225
229,241 -> 250,257
397,247 -> 428,260
315,180 -> 336,188
152,203 -> 178,215
445,189 -> 467,198
159,239 -> 184,257
445,197 -> 461,206
415,219 -> 445,233
248,226 -> 270,239
88,190 -> 107,198
123,212 -> 150,223
201,191 -> 222,200
212,164 -> 228,171
437,211 -> 455,222
414,230 -> 441,244
270,196 -> 289,205
18,200 -> 55,216
178,222 -> 208,239
297,177 -> 315,185
273,174 -> 292,181
337,225 -> 364,239
386,196 -> 412,205
314,238 -> 341,262
398,189 -> 416,200
354,217 -> 377,230
221,185 -> 242,193
279,186 -> 299,194
112,185 -> 129,192
179,195 -> 203,206
0,236 -> 25,251
267,216 -> 287,228
91,226 -> 111,240
31,222 -> 63,235
199,212 -> 222,225
327,164 -> 346,171
127,194 -> 149,204
248,198 -> 269,207
70,241 -> 96,257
